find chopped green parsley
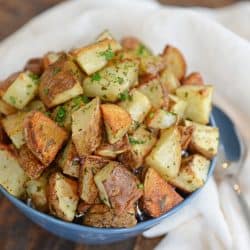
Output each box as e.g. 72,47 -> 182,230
99,45 -> 114,61
129,136 -> 145,145
91,72 -> 101,82
55,106 -> 66,125
118,90 -> 132,101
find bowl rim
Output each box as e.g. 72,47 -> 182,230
0,115 -> 217,234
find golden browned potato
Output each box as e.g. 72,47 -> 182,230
23,99 -> 46,113
83,204 -> 137,228
182,72 -> 204,86
71,97 -> 102,156
18,144 -> 47,179
0,144 -> 28,197
185,120 -> 219,159
119,125 -> 157,169
48,172 -> 79,221
143,168 -> 183,217
0,99 -> 17,115
146,109 -> 177,130
25,170 -> 51,212
168,94 -> 187,120
119,89 -> 151,131
138,77 -> 168,109
24,58 -> 44,76
121,36 -> 152,57
175,85 -> 213,124
2,71 -> 39,109
178,125 -> 194,150
23,111 -> 68,166
83,60 -> 139,102
79,155 -> 109,204
160,68 -> 180,93
94,161 -> 143,214
43,52 -> 64,69
39,57 -> 83,108
101,104 -> 132,144
169,154 -> 210,192
57,140 -> 80,178
161,45 -> 186,80
0,72 -> 20,97
72,38 -> 121,75
2,112 -> 27,149
145,126 -> 182,180
95,135 -> 130,159
139,56 -> 165,77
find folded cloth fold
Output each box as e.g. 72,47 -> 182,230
0,0 -> 249,249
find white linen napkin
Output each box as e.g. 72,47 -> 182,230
0,1 -> 249,249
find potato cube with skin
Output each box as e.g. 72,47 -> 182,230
101,104 -> 132,144
146,126 -> 181,180
96,30 -> 122,51
146,110 -> 177,130
119,89 -> 151,130
83,204 -> 137,228
72,97 -> 102,156
57,140 -> 80,178
23,100 -> 46,113
138,77 -> 168,109
94,162 -> 143,214
143,168 -> 183,217
43,52 -> 64,69
160,68 -> 180,94
24,111 -> 68,166
39,58 -> 83,108
0,144 -> 28,197
18,145 -> 47,179
3,71 -> 39,109
95,135 -> 130,159
161,45 -> 186,80
169,154 -> 210,192
26,170 -> 51,212
182,72 -> 204,86
169,94 -> 187,120
0,99 -> 17,115
2,112 -> 27,149
185,120 -> 219,159
79,156 -> 109,204
83,60 -> 138,102
139,56 -> 165,77
72,38 -> 121,75
119,125 -> 157,169
24,58 -> 44,76
178,125 -> 194,150
176,85 -> 213,124
48,172 -> 79,221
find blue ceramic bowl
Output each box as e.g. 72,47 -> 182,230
0,115 -> 216,245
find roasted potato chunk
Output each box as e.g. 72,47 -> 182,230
160,68 -> 180,93
39,58 -> 83,108
169,94 -> 187,120
138,77 -> 168,109
176,85 -> 213,124
72,38 -> 121,75
48,172 -> 79,221
185,120 -> 219,159
23,99 -> 46,113
178,125 -> 194,150
119,125 -> 157,169
94,162 -> 143,214
182,72 -> 204,86
2,112 -> 27,148
0,72 -> 20,96
83,204 -> 137,228
18,144 -> 47,179
119,89 -> 151,130
79,155 -> 109,204
0,144 -> 28,197
57,140 -> 80,178
96,30 -> 122,49
2,71 -> 39,109
146,109 -> 177,129
96,135 -> 130,159
143,168 -> 183,217
161,45 -> 186,80
83,60 -> 138,102
43,52 -> 64,69
0,99 -> 17,115
24,58 -> 44,76
169,154 -> 210,192
72,97 -> 101,156
121,37 -> 152,57
25,170 -> 50,211
101,104 -> 132,144
146,126 -> 181,180
139,56 -> 165,77
24,111 -> 68,166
